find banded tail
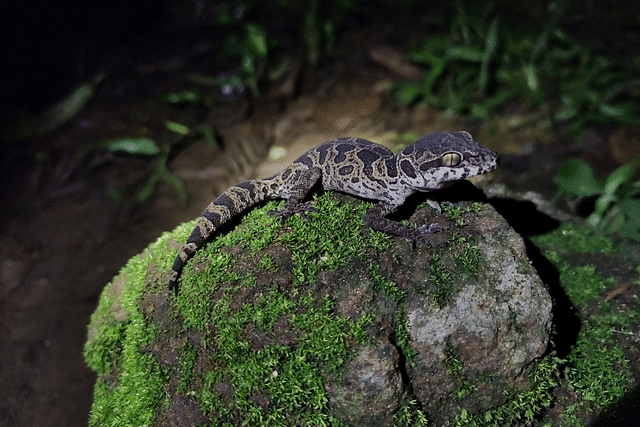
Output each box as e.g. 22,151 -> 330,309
168,179 -> 276,290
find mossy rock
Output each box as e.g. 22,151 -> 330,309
84,192 -> 555,426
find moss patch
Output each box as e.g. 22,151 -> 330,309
166,193 -> 393,425
450,357 -> 560,426
83,228 -> 180,426
530,222 -> 639,425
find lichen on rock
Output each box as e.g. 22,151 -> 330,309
84,190 -> 554,426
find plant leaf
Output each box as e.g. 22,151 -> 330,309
106,138 -> 160,156
395,82 -> 422,104
620,198 -> 640,222
602,159 -> 640,200
618,216 -> 640,241
556,158 -> 602,198
479,17 -> 499,95
165,121 -> 190,135
599,102 -> 640,125
592,159 -> 639,223
447,46 -> 484,62
161,170 -> 188,207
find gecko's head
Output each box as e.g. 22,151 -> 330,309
396,131 -> 498,191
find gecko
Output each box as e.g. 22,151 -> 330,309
168,131 -> 498,290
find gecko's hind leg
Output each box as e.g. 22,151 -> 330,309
267,167 -> 322,223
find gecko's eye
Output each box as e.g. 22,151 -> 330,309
442,152 -> 462,167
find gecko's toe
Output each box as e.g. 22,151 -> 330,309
417,223 -> 443,237
406,223 -> 443,248
268,202 -> 318,223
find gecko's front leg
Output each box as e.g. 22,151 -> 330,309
364,201 -> 442,246
268,167 -> 321,222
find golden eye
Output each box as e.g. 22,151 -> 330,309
442,152 -> 462,167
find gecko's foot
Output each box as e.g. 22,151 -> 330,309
440,201 -> 455,209
407,223 -> 443,248
268,202 -> 318,223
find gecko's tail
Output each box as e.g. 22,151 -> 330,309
168,179 -> 274,291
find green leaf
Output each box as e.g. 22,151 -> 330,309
601,159 -> 639,201
447,46 -> 484,62
395,82 -> 422,104
245,24 -> 268,58
193,124 -> 219,150
161,170 -> 188,207
161,90 -> 205,105
165,121 -> 190,135
590,159 -> 640,228
410,37 -> 449,63
599,102 -> 640,124
556,158 -> 602,198
618,217 -> 640,241
106,138 -> 160,156
620,199 -> 640,222
137,175 -> 159,203
522,64 -> 539,92
479,17 -> 499,95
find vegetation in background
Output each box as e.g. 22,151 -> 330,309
556,158 -> 640,241
13,0 -> 639,209
531,223 -> 637,425
222,23 -> 270,98
395,0 -> 640,132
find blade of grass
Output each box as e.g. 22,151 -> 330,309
479,17 -> 499,96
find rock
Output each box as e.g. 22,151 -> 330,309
84,190 -> 553,426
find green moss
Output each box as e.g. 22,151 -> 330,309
165,193 -> 393,425
529,221 -> 638,424
89,192 -> 595,425
258,254 -> 277,272
177,343 -> 198,393
450,356 -> 560,427
190,291 -> 371,425
393,400 -> 429,427
393,309 -> 416,367
531,222 -> 620,310
443,341 -> 477,401
442,203 -> 466,226
455,245 -> 481,276
531,222 -> 618,309
566,331 -> 631,406
560,303 -> 637,424
84,322 -> 127,376
175,249 -> 241,330
429,255 -> 453,309
280,193 -> 390,285
368,262 -> 405,302
531,222 -> 614,256
444,342 -> 464,376
84,228 -> 179,426
559,264 -> 618,309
